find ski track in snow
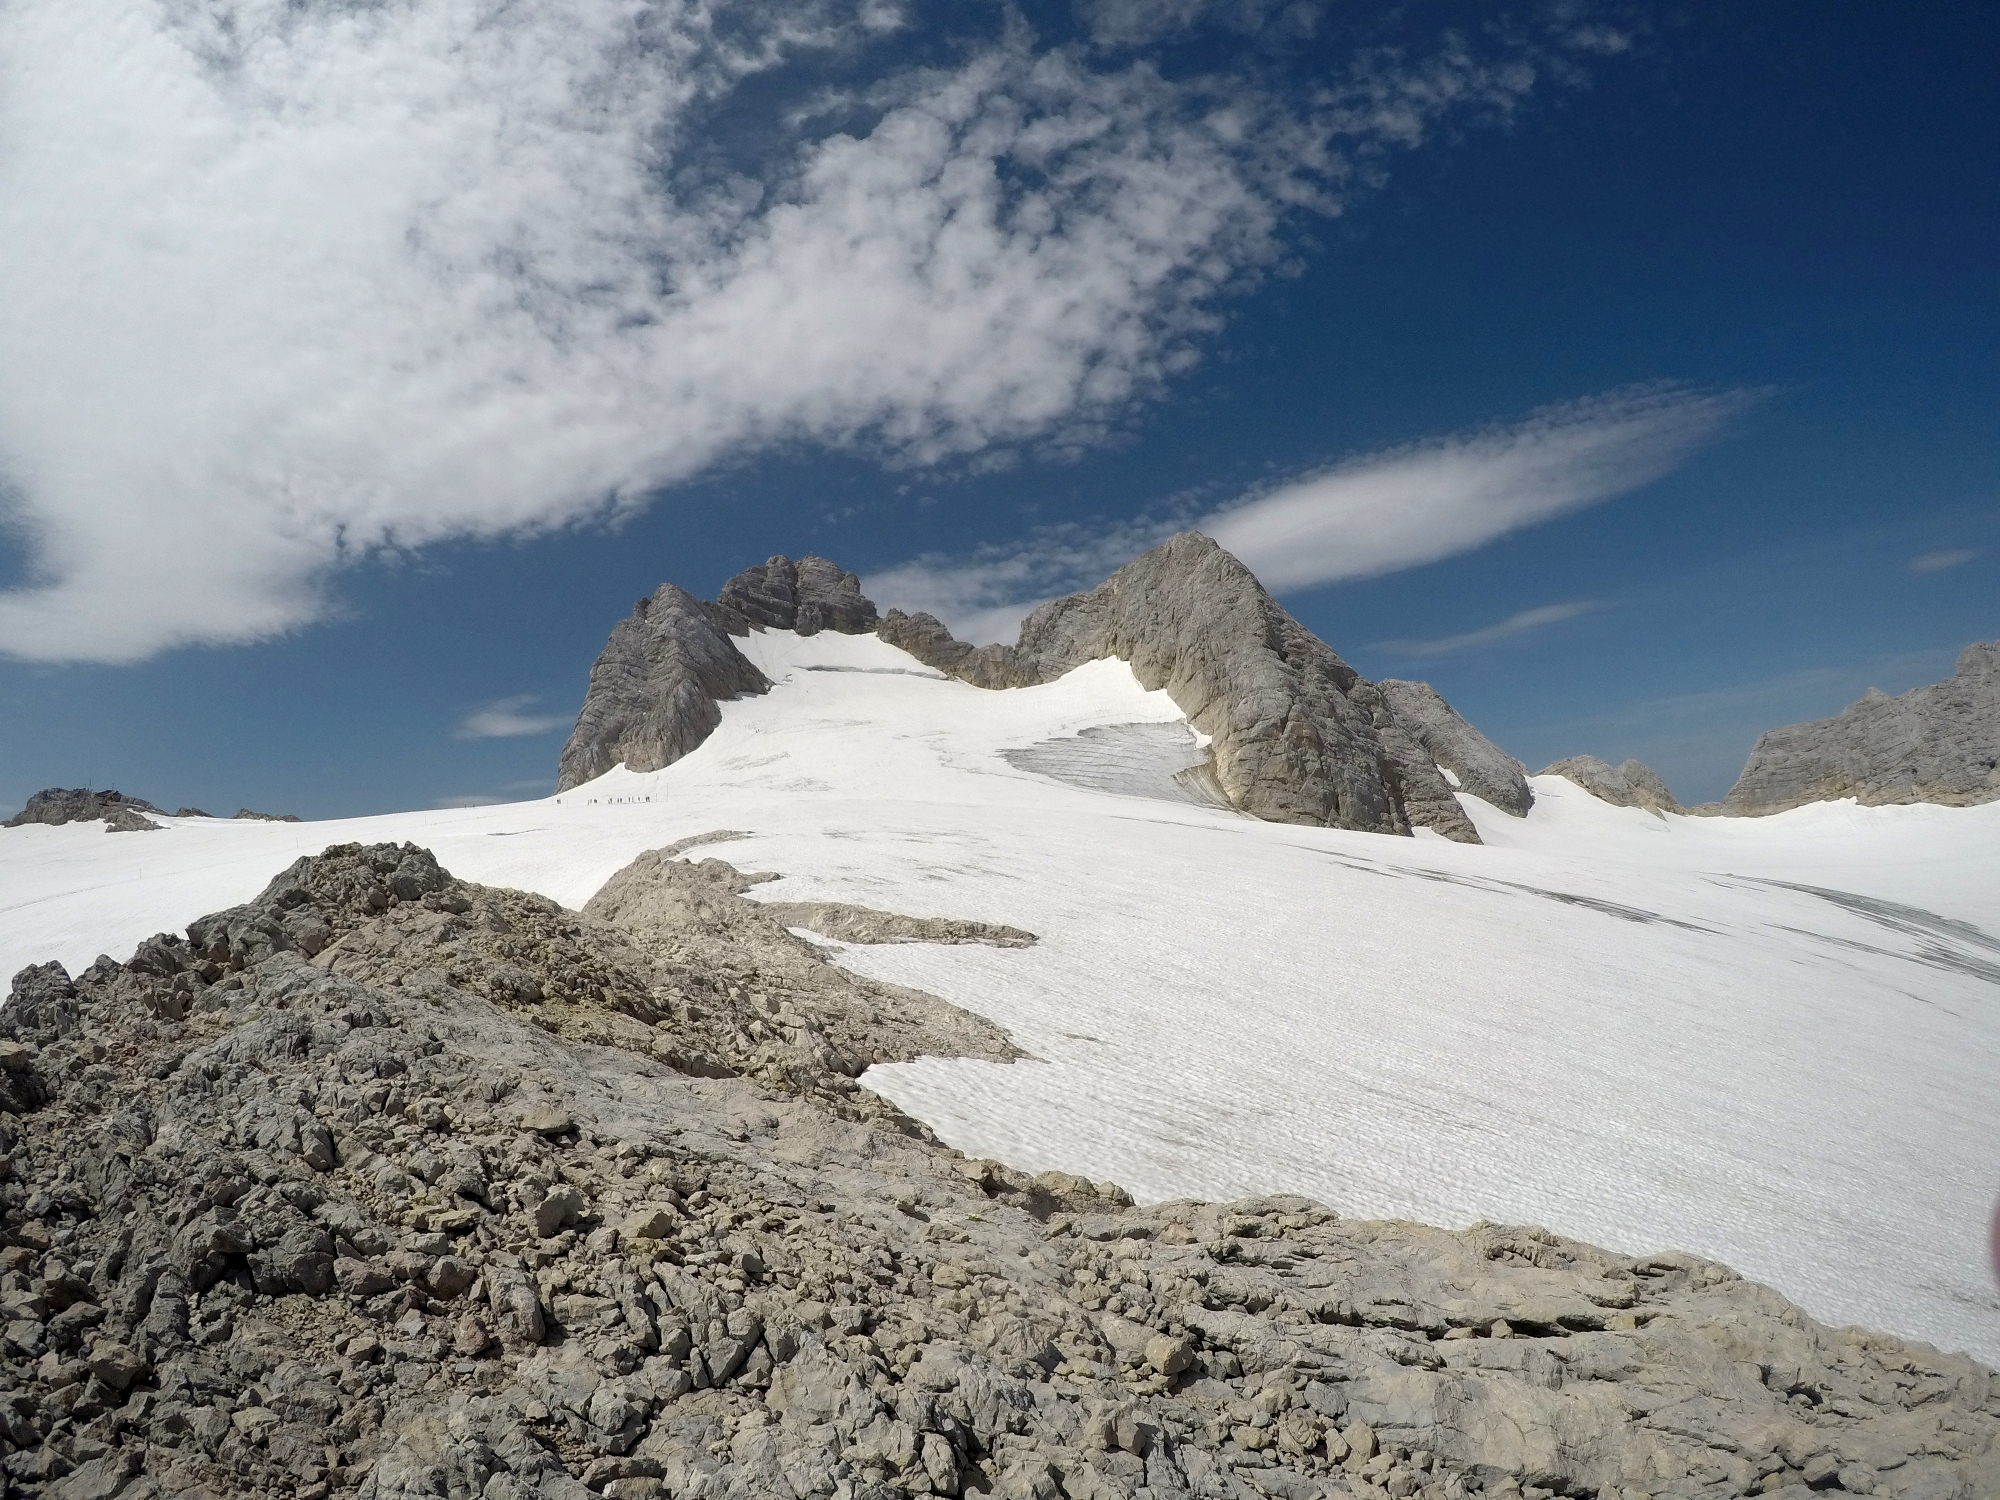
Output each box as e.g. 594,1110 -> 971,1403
5,628 -> 1999,1363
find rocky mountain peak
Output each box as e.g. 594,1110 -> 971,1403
559,533 -> 1532,842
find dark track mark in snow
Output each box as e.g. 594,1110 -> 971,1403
1496,882 -> 1712,931
1722,878 -> 2000,989
1740,879 -> 2000,954
1301,849 -> 1712,931
800,664 -> 948,679
1001,722 -> 1233,810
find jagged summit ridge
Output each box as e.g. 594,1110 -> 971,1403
562,534 -> 1531,843
1723,640 -> 2000,815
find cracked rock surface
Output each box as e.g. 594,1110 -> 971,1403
3,841 -> 1996,1500
1722,642 -> 2000,815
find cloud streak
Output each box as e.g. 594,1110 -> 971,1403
869,384 -> 1751,641
0,1 -> 1609,664
1906,549 -> 1981,574
455,696 -> 569,740
1368,600 -> 1602,659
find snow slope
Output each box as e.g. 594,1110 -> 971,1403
6,627 -> 1999,1364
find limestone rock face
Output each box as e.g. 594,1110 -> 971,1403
885,534 -> 1508,842
1014,536 -> 1420,835
711,555 -> 878,637
875,609 -> 1042,689
4,787 -> 160,828
1723,641 -> 2000,814
4,838 -> 1996,1500
1540,755 -> 1685,814
556,585 -> 772,793
1375,679 -> 1535,817
559,559 -> 884,794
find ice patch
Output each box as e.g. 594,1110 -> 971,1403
1000,722 -> 1232,810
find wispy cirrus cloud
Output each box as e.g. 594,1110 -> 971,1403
1907,548 -> 1982,574
868,384 -> 1753,642
0,1 -> 1620,665
1368,600 -> 1603,659
455,696 -> 568,740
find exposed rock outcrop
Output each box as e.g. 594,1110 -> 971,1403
103,806 -> 164,834
557,588 -> 773,793
1374,681 -> 1534,818
4,839 -> 1996,1500
1538,756 -> 1685,814
3,789 -> 161,829
711,556 -> 878,638
234,809 -> 303,824
884,535 -> 1505,842
1723,641 -> 2000,815
558,558 -> 880,794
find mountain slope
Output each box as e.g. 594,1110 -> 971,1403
4,628 -> 1999,1380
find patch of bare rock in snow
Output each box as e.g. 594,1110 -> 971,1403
1,840 -> 1996,1500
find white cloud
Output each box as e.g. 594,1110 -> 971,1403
455,695 -> 569,740
868,384 -> 1751,641
1368,600 -> 1602,659
1203,385 -> 1752,591
1907,548 -> 1982,574
0,1 -> 1603,664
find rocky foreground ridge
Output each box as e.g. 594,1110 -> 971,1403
557,537 -> 1530,845
3,840 -> 1997,1500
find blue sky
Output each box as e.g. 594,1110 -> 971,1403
1,1 -> 1994,816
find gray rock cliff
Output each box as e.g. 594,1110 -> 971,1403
1373,681 -> 1534,818
1722,641 -> 2000,815
711,556 -> 878,638
884,535 -> 1513,843
1538,756 -> 1685,814
556,587 -> 771,793
2,838 -> 1995,1500
558,558 -> 881,794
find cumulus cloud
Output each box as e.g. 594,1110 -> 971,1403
0,0 -> 1607,664
1367,600 -> 1602,659
1906,548 -> 1981,574
455,696 -> 570,740
868,384 -> 1750,641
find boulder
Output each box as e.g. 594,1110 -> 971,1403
1723,640 -> 2000,814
